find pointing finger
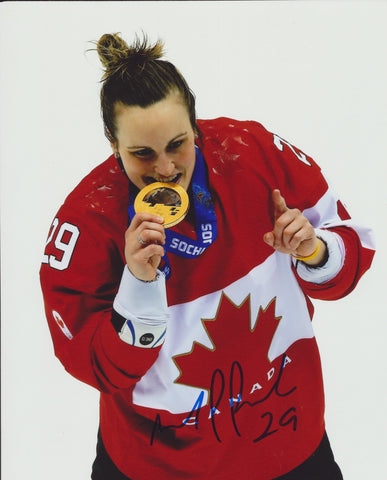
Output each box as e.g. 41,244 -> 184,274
272,189 -> 288,219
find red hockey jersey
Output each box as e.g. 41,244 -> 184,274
40,118 -> 375,479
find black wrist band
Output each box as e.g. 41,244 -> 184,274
111,309 -> 127,333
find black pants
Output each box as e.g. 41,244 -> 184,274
91,429 -> 343,479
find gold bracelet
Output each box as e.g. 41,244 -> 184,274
290,241 -> 321,262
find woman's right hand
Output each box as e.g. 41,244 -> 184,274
125,212 -> 166,281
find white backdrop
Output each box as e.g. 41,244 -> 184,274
1,1 -> 386,479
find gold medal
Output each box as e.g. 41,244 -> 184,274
134,182 -> 190,228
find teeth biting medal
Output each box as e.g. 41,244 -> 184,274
128,147 -> 217,279
134,182 -> 189,228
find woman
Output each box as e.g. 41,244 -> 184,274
40,33 -> 375,479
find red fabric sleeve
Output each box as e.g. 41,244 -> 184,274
294,225 -> 375,301
40,202 -> 160,394
229,119 -> 376,301
198,117 -> 375,303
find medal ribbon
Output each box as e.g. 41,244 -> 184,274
128,146 -> 217,279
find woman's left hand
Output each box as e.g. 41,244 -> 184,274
263,189 -> 326,265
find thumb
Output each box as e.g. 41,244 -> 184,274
272,189 -> 288,219
263,231 -> 274,246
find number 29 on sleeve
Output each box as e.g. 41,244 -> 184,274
42,218 -> 80,271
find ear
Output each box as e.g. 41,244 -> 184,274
108,137 -> 119,157
104,124 -> 120,158
104,124 -> 115,143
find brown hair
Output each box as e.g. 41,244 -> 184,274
95,32 -> 198,143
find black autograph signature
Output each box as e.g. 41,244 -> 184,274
150,354 -> 297,445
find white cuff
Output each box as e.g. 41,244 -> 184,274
118,317 -> 166,348
113,266 -> 169,348
293,229 -> 345,284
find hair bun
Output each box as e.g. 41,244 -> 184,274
96,32 -> 164,79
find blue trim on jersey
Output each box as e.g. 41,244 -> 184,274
152,329 -> 167,349
125,319 -> 136,346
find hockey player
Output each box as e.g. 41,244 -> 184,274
40,33 -> 375,479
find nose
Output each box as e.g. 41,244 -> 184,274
154,153 -> 175,178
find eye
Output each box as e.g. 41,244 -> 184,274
132,148 -> 154,159
167,139 -> 184,151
